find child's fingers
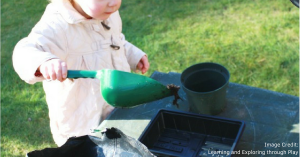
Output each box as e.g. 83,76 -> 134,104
137,62 -> 143,71
61,62 -> 68,79
141,56 -> 150,74
144,60 -> 150,73
39,59 -> 68,82
53,60 -> 68,82
42,66 -> 50,80
54,62 -> 62,81
56,61 -> 68,82
44,61 -> 55,81
40,61 -> 52,80
142,66 -> 148,74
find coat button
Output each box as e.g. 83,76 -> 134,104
101,22 -> 110,30
110,44 -> 120,50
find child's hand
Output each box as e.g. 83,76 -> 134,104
136,55 -> 150,74
38,59 -> 68,82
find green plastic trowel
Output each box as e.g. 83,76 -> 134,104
67,69 -> 174,107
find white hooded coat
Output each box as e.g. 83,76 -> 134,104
13,1 -> 146,146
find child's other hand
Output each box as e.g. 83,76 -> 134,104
136,55 -> 150,74
38,59 -> 67,82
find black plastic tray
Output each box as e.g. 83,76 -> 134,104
139,109 -> 245,157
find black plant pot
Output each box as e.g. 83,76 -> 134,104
181,62 -> 230,115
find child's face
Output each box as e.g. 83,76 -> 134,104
75,0 -> 122,20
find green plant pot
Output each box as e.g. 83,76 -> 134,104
181,62 -> 230,115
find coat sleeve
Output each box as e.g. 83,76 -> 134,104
120,34 -> 146,71
13,15 -> 67,84
114,11 -> 146,71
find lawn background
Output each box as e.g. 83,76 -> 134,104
1,0 -> 299,156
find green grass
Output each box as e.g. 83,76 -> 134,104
1,0 -> 299,156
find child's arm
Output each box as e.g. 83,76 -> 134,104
120,33 -> 149,73
113,11 -> 149,73
13,17 -> 67,84
13,38 -> 59,84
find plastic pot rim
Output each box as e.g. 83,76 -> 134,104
181,62 -> 230,94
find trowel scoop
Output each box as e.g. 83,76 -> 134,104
67,70 -> 173,107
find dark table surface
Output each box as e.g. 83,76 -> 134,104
95,71 -> 299,157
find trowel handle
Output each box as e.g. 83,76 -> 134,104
67,70 -> 98,79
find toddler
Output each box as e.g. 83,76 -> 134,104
13,0 -> 149,146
